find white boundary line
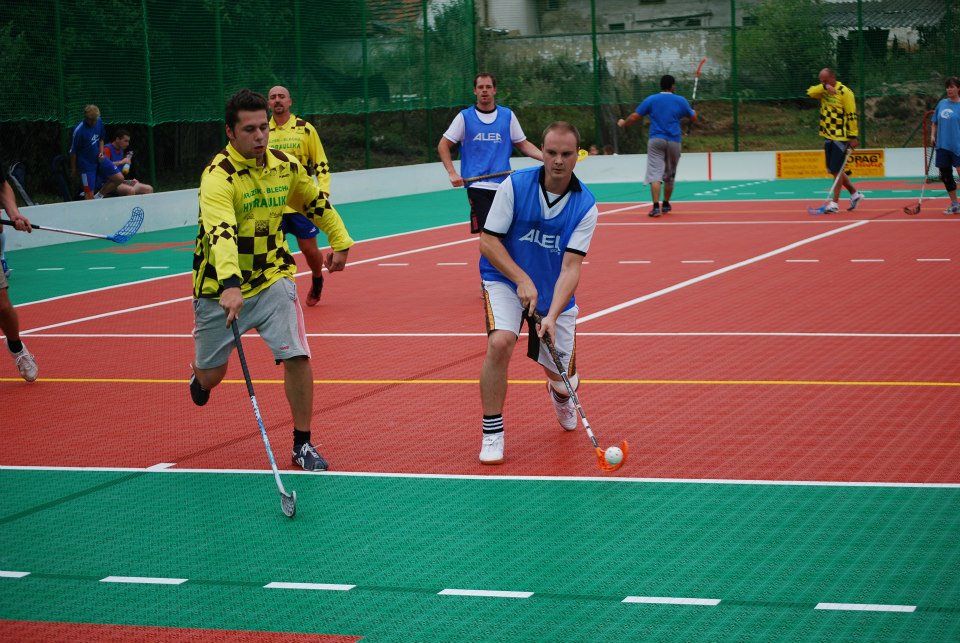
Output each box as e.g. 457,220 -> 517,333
265,582 -> 355,591
2,465 -> 957,488
579,221 -> 869,324
100,576 -> 188,585
438,588 -> 533,598
623,596 -> 721,606
815,602 -> 916,613
13,202 -> 642,334
17,331 -> 960,339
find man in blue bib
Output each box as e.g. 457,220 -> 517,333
477,121 -> 599,465
438,73 -> 543,233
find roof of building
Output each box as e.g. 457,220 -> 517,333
821,0 -> 947,29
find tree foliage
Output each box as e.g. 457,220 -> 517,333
736,0 -> 835,99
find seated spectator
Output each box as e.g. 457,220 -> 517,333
103,129 -> 153,196
588,144 -> 600,155
603,144 -> 615,155
69,105 -> 124,200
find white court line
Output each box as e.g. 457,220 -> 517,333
623,596 -> 720,606
578,221 -> 869,324
437,262 -> 467,266
141,266 -> 169,269
785,259 -> 819,263
439,589 -> 533,598
18,237 -> 481,334
18,203 -> 646,333
146,463 -> 176,470
0,571 -> 30,578
378,263 -> 409,266
4,465 -> 958,488
100,576 -> 188,585
815,603 -> 915,613
89,267 -> 115,270
37,268 -> 64,271
850,259 -> 884,263
619,260 -> 651,264
20,331 -> 960,339
917,258 -> 950,262
681,260 -> 714,264
265,582 -> 355,591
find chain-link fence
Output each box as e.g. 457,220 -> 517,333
1,0 -> 956,198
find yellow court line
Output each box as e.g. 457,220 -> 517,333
5,377 -> 960,387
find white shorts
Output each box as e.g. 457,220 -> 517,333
193,278 -> 311,368
481,279 -> 579,376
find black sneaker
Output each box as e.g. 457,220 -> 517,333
648,205 -> 661,217
305,275 -> 324,307
293,442 -> 329,471
661,202 -> 672,214
189,373 -> 209,406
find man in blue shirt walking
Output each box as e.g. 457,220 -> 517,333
618,74 -> 696,217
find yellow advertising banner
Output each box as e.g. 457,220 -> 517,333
776,149 -> 885,179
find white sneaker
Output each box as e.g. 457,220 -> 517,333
847,192 -> 865,211
945,202 -> 960,215
548,383 -> 578,431
823,201 -> 840,213
10,344 -> 38,382
479,432 -> 504,465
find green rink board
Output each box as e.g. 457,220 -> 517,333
1,470 -> 958,641
4,177 -> 928,306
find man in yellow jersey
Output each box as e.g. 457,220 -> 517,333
806,68 -> 865,213
190,89 -> 354,471
268,85 -> 340,306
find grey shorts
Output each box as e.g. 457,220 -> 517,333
192,278 -> 311,369
645,138 -> 682,184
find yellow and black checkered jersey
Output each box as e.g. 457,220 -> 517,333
269,113 -> 331,195
192,143 -> 353,299
806,81 -> 859,141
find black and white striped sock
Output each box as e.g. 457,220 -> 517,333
482,414 -> 504,435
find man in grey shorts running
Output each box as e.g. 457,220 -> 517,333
190,89 -> 354,472
618,74 -> 696,217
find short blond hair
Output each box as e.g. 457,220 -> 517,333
84,104 -> 100,119
542,121 -> 581,148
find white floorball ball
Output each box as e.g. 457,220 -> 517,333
604,446 -> 623,465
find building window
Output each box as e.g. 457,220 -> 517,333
608,22 -> 625,31
742,15 -> 759,27
685,18 -> 702,27
639,0 -> 665,4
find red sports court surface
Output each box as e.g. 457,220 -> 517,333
5,197 -> 958,483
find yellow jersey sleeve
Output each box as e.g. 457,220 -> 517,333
304,121 -> 332,195
193,155 -> 242,297
286,161 -> 354,252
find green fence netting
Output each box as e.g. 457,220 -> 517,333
1,0 -> 956,196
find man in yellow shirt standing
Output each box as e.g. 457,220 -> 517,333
806,68 -> 865,212
268,85 -> 339,306
190,89 -> 353,471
